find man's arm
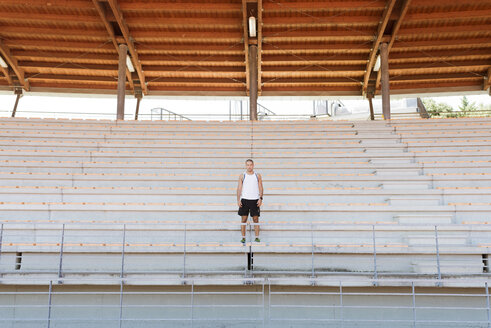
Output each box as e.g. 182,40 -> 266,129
257,174 -> 263,206
237,175 -> 243,206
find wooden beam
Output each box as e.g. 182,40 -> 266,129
92,0 -> 135,93
397,24 -> 491,36
0,66 -> 13,86
241,0 -> 250,93
123,16 -> 241,27
249,44 -> 258,121
389,73 -> 484,82
11,89 -> 22,118
387,0 -> 413,52
388,81 -> 484,93
107,0 -> 148,94
362,0 -> 397,94
13,50 -> 120,64
118,2 -> 240,11
485,68 -> 491,91
392,37 -> 491,49
262,15 -> 381,25
257,0 -> 262,95
3,39 -> 116,53
134,92 -> 142,120
410,0 -> 487,6
117,44 -> 127,120
263,0 -> 386,10
0,0 -> 95,8
0,11 -> 102,23
380,42 -> 391,120
0,39 -> 29,90
405,9 -> 491,21
0,26 -> 108,38
389,49 -> 491,60
375,0 -> 412,90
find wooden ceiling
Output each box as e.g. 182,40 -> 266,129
0,0 -> 490,97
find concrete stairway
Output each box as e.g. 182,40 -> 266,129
0,117 -> 490,281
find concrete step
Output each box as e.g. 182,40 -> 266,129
0,166 -> 378,175
369,158 -> 414,164
406,234 -> 468,246
412,256 -> 483,274
394,214 -> 454,225
375,169 -> 421,176
0,193 -> 392,204
388,196 -> 441,206
382,181 -> 430,190
0,204 -> 480,222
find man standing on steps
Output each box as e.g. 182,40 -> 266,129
237,159 -> 263,244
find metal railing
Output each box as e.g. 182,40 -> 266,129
1,222 -> 491,281
257,103 -> 276,120
150,107 -> 192,121
0,277 -> 491,327
416,97 -> 430,119
0,110 -> 333,121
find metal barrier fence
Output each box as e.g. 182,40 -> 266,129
0,110 -> 326,121
2,109 -> 491,121
0,222 -> 490,280
0,277 -> 491,327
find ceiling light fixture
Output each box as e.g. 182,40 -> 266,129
0,55 -> 8,68
373,54 -> 381,72
248,16 -> 257,38
126,55 -> 135,73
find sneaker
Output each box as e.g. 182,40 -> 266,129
254,238 -> 260,243
241,238 -> 246,244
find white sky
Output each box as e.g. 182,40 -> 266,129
0,91 -> 489,120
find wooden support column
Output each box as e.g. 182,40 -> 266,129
249,44 -> 258,121
11,88 -> 22,118
117,44 -> 128,121
134,93 -> 142,120
380,42 -> 391,120
367,86 -> 375,121
368,97 -> 375,121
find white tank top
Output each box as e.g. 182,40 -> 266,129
241,171 -> 260,200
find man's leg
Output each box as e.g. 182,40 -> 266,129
252,216 -> 260,237
241,216 -> 248,238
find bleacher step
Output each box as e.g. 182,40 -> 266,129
369,158 -> 414,164
388,196 -> 441,206
376,169 -> 421,176
407,234 -> 468,246
412,257 -> 483,274
394,214 -> 453,225
382,181 -> 430,189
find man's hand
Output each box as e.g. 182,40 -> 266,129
238,200 -> 242,207
257,199 -> 262,207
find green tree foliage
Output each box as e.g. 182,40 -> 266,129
458,96 -> 478,113
422,98 -> 454,117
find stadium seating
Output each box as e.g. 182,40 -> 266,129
0,117 -> 490,280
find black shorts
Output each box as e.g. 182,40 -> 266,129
238,198 -> 260,217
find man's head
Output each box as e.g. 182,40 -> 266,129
245,159 -> 254,172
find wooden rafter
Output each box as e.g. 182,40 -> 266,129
362,0 -> 397,94
258,0 -> 263,95
0,0 -> 93,8
106,0 -> 148,94
0,0 -> 489,97
0,39 -> 29,90
91,0 -> 135,92
485,67 -> 491,91
375,0 -> 421,91
241,0 -> 250,93
0,66 -> 13,86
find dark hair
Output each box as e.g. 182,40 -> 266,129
245,159 -> 254,164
